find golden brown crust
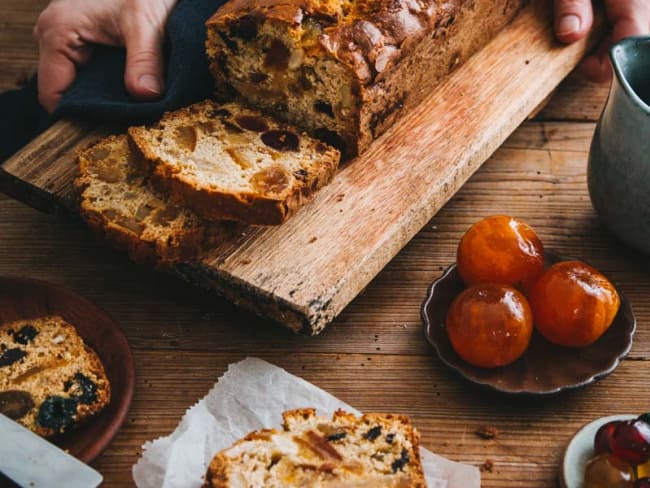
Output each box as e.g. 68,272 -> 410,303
74,134 -> 214,269
128,101 -> 340,225
206,0 -> 525,158
203,409 -> 426,488
207,0 -> 523,87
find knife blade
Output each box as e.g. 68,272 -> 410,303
0,414 -> 103,488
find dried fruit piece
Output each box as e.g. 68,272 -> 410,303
456,215 -> 544,290
0,390 -> 34,420
391,449 -> 410,472
36,396 -> 78,431
528,261 -> 620,347
250,167 -> 290,194
261,130 -> 300,152
0,348 -> 27,367
235,115 -> 269,132
446,283 -> 533,368
364,425 -> 382,441
13,325 -> 38,345
173,126 -> 198,152
64,372 -> 98,405
264,39 -> 291,71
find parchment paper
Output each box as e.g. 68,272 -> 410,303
132,358 -> 480,488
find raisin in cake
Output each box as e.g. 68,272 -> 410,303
128,101 -> 340,225
206,0 -> 524,157
76,134 -> 224,267
0,316 -> 110,438
203,408 -> 425,487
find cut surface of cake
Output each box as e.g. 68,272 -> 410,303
0,316 -> 111,438
204,408 -> 426,487
206,0 -> 525,157
128,101 -> 340,225
75,134 -> 218,267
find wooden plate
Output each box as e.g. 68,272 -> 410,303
421,251 -> 636,395
0,276 -> 134,462
559,414 -> 638,488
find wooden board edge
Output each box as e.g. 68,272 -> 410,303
0,165 -> 76,217
173,262 -> 316,334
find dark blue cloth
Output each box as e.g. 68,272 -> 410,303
0,0 -> 225,162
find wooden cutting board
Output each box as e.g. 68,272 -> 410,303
0,2 -> 602,334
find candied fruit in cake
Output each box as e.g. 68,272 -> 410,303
445,283 -> 533,368
456,215 -> 544,290
528,261 -> 620,347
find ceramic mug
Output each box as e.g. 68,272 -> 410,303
588,36 -> 650,254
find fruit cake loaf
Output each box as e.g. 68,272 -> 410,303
75,134 -> 222,267
0,316 -> 110,438
128,100 -> 340,225
206,0 -> 525,158
203,408 -> 425,487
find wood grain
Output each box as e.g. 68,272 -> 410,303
4,3 -> 650,487
0,1 -> 604,334
89,351 -> 650,487
0,0 -> 47,92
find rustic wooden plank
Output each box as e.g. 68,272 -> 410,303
89,351 -> 650,487
1,120 -> 647,357
0,2 -> 605,334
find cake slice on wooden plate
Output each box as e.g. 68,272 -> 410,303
0,316 -> 110,438
203,408 -> 425,487
128,101 -> 340,225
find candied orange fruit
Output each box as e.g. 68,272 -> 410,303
445,283 -> 533,368
528,261 -> 620,347
456,215 -> 544,291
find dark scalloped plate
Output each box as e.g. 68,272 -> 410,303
0,276 -> 134,463
421,251 -> 636,395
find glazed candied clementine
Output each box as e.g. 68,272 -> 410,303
446,283 -> 533,368
528,261 -> 620,347
456,215 -> 544,290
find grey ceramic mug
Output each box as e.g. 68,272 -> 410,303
588,36 -> 650,254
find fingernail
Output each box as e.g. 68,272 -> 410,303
557,14 -> 581,36
138,74 -> 161,95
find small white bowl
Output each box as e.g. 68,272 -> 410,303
560,414 -> 637,488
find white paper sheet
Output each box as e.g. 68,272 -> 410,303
132,357 -> 480,488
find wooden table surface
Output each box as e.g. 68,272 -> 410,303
2,2 -> 650,487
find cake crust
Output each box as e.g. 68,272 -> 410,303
206,0 -> 525,157
128,101 -> 340,225
75,134 -> 218,268
203,408 -> 425,488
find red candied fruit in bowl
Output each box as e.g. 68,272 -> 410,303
528,260 -> 620,347
456,215 -> 544,291
445,283 -> 533,368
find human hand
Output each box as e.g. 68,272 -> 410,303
554,0 -> 650,82
34,0 -> 178,113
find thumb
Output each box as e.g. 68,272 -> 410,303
554,0 -> 594,43
122,20 -> 165,100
